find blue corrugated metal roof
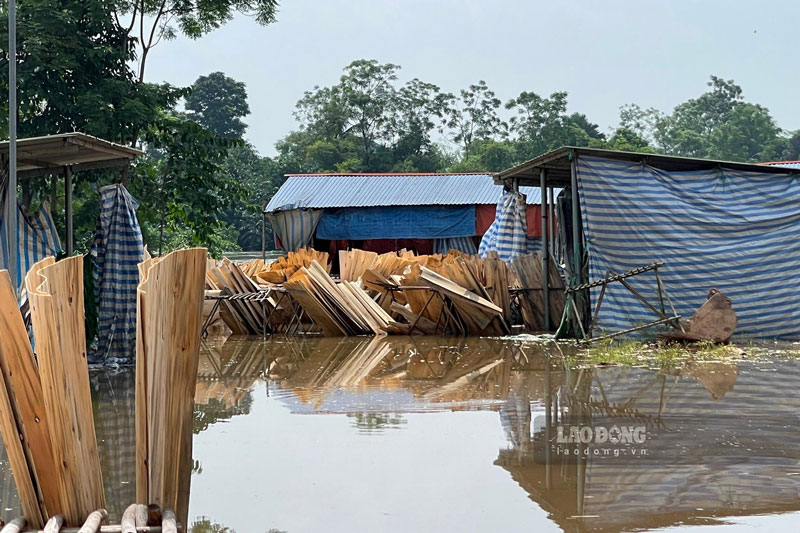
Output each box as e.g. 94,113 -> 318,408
265,173 -> 542,212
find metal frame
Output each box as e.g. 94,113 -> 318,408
564,262 -> 682,342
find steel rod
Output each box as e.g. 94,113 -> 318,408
6,0 -> 18,291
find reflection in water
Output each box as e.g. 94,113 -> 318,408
0,336 -> 798,532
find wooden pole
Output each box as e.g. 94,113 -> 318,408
540,168 -> 550,330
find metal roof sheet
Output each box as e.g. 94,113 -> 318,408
265,173 -> 542,212
763,161 -> 800,170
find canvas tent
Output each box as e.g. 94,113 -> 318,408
496,147 -> 800,339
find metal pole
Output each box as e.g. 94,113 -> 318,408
548,187 -> 555,256
261,206 -> 266,261
570,155 -> 580,280
65,165 -> 73,255
6,0 -> 18,290
570,154 -> 582,337
540,168 -> 550,330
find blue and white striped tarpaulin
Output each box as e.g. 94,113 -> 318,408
91,184 -> 145,363
267,209 -> 321,252
576,156 -> 800,339
478,190 -> 528,262
0,184 -> 61,291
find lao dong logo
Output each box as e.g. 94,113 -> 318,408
556,424 -> 647,444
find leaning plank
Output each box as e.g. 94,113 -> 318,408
0,271 -> 60,523
137,248 -> 207,528
0,349 -> 42,527
26,257 -> 105,526
419,267 -> 501,330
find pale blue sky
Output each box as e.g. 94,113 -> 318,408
146,0 -> 800,157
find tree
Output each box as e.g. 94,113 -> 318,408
605,127 -> 654,153
112,0 -> 280,81
0,0 -> 182,143
134,116 -> 248,257
185,72 -> 251,138
505,90 -> 599,159
444,80 -> 506,153
653,76 -> 744,157
707,103 -> 780,162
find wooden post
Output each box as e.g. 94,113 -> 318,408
540,168 -> 550,330
64,166 -> 73,255
120,164 -> 130,187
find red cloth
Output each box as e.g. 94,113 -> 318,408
475,204 -> 545,237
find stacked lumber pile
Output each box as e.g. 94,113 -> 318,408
0,259 -> 105,529
205,258 -> 270,335
250,248 -> 329,285
383,252 -> 512,336
511,252 -> 566,331
284,261 -> 393,336
136,248 -> 207,528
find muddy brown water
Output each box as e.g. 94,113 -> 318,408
1,336 -> 799,532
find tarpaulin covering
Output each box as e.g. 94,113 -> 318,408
360,238 -> 433,255
478,191 -> 529,262
0,183 -> 61,291
267,209 -> 321,252
91,184 -> 145,363
577,155 -> 800,339
433,236 -> 477,255
317,205 -> 475,240
476,204 -> 544,237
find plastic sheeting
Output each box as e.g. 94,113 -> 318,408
577,155 -> 800,339
91,184 -> 145,363
0,184 -> 61,291
316,205 -> 475,240
267,209 -> 322,252
433,236 -> 478,255
478,190 -> 529,262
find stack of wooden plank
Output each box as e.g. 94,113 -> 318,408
250,248 -> 329,285
283,260 -> 393,336
136,248 -> 207,529
511,252 -> 566,331
0,259 -> 105,529
338,249 -> 378,282
206,259 -> 268,335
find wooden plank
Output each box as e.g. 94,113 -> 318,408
0,271 -> 60,522
419,267 -> 501,330
26,257 -> 105,526
0,351 -> 43,527
137,248 -> 207,528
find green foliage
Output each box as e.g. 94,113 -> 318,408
133,116 -> 248,257
625,76 -> 792,162
113,0 -> 280,80
185,72 -> 251,138
444,80 -> 506,151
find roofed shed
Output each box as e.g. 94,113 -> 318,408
264,173 -> 551,257
496,146 -> 800,339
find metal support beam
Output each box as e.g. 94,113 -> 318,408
570,154 -> 583,337
65,165 -> 73,255
540,168 -> 550,330
6,0 -> 18,291
261,207 -> 267,261
548,187 -> 555,256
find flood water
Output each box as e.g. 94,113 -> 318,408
1,336 -> 800,532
